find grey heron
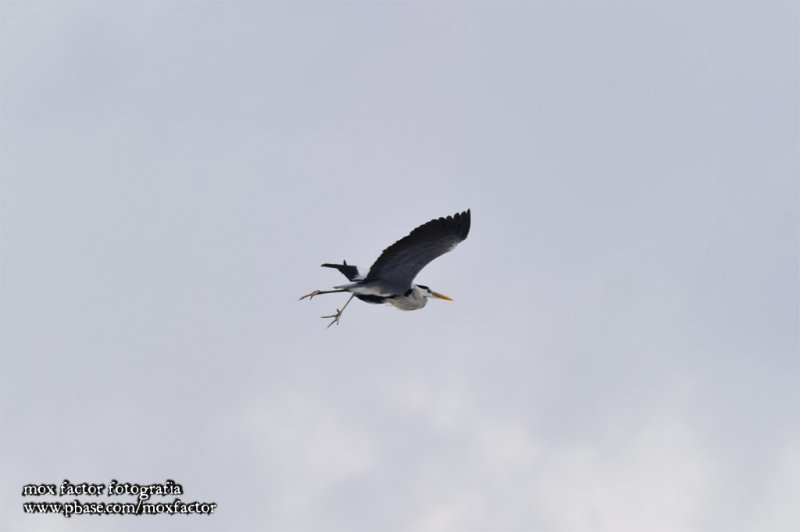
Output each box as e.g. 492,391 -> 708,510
300,209 -> 471,327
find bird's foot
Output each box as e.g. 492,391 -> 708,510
321,309 -> 343,328
299,290 -> 322,301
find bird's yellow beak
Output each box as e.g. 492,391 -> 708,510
432,291 -> 453,301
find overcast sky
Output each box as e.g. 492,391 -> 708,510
1,2 -> 798,531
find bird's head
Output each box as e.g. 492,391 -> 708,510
415,284 -> 453,301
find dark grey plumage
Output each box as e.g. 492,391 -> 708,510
364,209 -> 471,293
321,261 -> 361,281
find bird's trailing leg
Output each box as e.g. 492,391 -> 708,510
322,293 -> 355,328
298,288 -> 354,328
298,288 -> 348,301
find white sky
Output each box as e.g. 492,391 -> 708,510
1,2 -> 798,531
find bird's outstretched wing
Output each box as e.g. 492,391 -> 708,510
365,209 -> 470,292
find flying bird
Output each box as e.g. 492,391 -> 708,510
300,209 -> 471,327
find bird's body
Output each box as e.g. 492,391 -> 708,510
329,279 -> 438,310
300,210 -> 471,326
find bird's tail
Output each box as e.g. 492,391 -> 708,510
321,261 -> 363,281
